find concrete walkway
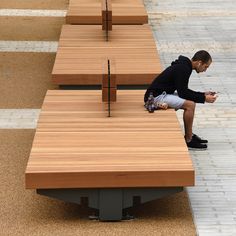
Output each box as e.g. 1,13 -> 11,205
145,0 -> 236,235
0,0 -> 236,235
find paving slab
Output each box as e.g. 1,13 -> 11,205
144,0 -> 236,234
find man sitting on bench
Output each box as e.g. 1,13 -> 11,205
144,50 -> 217,149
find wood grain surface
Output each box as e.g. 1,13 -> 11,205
52,25 -> 161,85
26,90 -> 194,189
66,0 -> 148,24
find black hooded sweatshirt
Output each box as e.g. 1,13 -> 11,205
144,55 -> 205,103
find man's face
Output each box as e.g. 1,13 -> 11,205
196,60 -> 212,73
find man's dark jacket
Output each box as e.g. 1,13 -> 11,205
144,56 -> 205,103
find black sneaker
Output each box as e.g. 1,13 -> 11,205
186,139 -> 207,149
192,134 -> 208,143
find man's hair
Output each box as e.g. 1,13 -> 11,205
192,50 -> 212,64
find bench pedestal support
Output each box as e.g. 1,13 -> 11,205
37,187 -> 183,221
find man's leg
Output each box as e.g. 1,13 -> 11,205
159,94 -> 206,148
181,100 -> 196,142
154,94 -> 192,139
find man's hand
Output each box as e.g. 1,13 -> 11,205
205,94 -> 217,103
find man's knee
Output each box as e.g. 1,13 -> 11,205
181,100 -> 196,111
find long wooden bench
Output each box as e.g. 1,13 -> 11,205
25,90 -> 194,220
26,0 -> 194,220
66,0 -> 148,25
52,24 -> 161,85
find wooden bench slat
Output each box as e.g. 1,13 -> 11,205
26,90 -> 194,189
66,0 -> 148,25
52,24 -> 161,85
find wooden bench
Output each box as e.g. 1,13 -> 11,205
52,24 -> 161,85
66,0 -> 148,25
25,90 -> 194,220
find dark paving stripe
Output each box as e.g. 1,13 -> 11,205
0,52 -> 58,108
0,17 -> 65,41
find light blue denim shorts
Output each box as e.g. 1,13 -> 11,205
154,92 -> 185,110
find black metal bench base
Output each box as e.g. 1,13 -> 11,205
37,187 -> 183,221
